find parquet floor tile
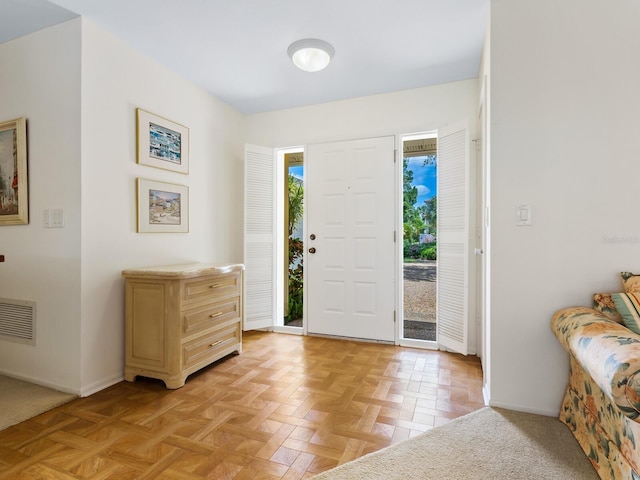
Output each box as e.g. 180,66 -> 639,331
0,331 -> 484,479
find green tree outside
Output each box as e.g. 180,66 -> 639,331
286,175 -> 304,322
403,155 -> 437,260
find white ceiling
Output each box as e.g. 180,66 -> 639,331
2,0 -> 489,114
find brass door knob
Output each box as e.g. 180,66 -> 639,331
308,247 -> 317,254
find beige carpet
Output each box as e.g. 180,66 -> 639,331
312,407 -> 598,479
0,375 -> 76,431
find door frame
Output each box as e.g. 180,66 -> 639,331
478,74 -> 490,386
273,146 -> 305,335
256,127 -> 478,354
397,131 -> 439,350
396,125 -> 477,355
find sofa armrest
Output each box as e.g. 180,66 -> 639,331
552,307 -> 640,421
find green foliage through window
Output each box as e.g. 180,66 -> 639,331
403,155 -> 437,260
286,174 -> 304,323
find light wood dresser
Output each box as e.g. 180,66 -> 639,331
122,263 -> 244,389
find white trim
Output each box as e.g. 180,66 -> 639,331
398,338 -> 438,350
0,369 -> 79,395
488,400 -> 558,418
273,326 -> 304,336
0,368 -> 123,397
79,374 -> 123,397
398,131 -> 439,349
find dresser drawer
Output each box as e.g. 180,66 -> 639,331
183,272 -> 240,304
182,297 -> 241,337
182,323 -> 241,369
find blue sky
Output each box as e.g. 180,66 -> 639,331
289,165 -> 303,179
406,156 -> 437,206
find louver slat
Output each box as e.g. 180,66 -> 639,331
244,145 -> 276,331
0,299 -> 35,345
437,123 -> 469,355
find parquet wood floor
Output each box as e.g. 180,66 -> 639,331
0,331 -> 484,479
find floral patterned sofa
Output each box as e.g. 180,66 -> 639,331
552,273 -> 640,480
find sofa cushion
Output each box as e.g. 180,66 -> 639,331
612,292 -> 640,334
593,293 -> 624,323
621,272 -> 640,293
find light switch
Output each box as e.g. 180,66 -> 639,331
516,204 -> 532,226
51,208 -> 64,228
44,208 -> 65,228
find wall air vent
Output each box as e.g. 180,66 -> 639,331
0,298 -> 36,345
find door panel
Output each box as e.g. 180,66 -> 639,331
306,136 -> 395,342
244,144 -> 276,331
437,123 -> 470,354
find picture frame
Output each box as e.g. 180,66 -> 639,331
136,108 -> 189,174
0,117 -> 28,225
136,178 -> 189,233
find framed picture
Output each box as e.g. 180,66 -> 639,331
0,117 -> 28,225
136,178 -> 189,233
136,108 -> 189,174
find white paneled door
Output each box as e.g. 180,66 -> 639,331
306,136 -> 396,342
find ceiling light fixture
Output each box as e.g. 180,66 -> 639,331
287,38 -> 335,72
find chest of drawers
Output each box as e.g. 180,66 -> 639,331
122,263 -> 244,389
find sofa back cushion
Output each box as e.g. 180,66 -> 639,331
612,292 -> 640,334
622,272 -> 640,293
593,293 -> 624,323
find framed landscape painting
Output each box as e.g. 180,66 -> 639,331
136,178 -> 189,233
0,117 -> 28,225
136,109 -> 189,174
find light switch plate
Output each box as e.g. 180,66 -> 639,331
516,204 -> 532,226
44,208 -> 64,228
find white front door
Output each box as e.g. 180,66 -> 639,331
306,136 -> 396,342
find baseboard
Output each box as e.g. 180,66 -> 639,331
79,374 -> 124,397
0,369 -> 79,395
488,399 -> 559,417
0,368 -> 125,398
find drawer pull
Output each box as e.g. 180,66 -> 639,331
209,312 -> 224,318
208,283 -> 222,289
209,340 -> 223,348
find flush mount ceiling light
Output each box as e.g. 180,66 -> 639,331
287,38 -> 335,72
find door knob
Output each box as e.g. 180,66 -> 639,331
308,247 -> 316,254
310,234 -> 316,240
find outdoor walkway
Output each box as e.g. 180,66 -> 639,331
403,260 -> 436,341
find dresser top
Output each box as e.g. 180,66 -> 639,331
122,262 -> 244,279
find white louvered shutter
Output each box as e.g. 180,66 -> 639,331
437,122 -> 469,354
244,145 -> 276,330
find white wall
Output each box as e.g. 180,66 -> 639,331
489,0 -> 640,415
0,21 -> 82,392
246,80 -> 478,147
78,20 -> 246,395
0,18 -> 246,395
